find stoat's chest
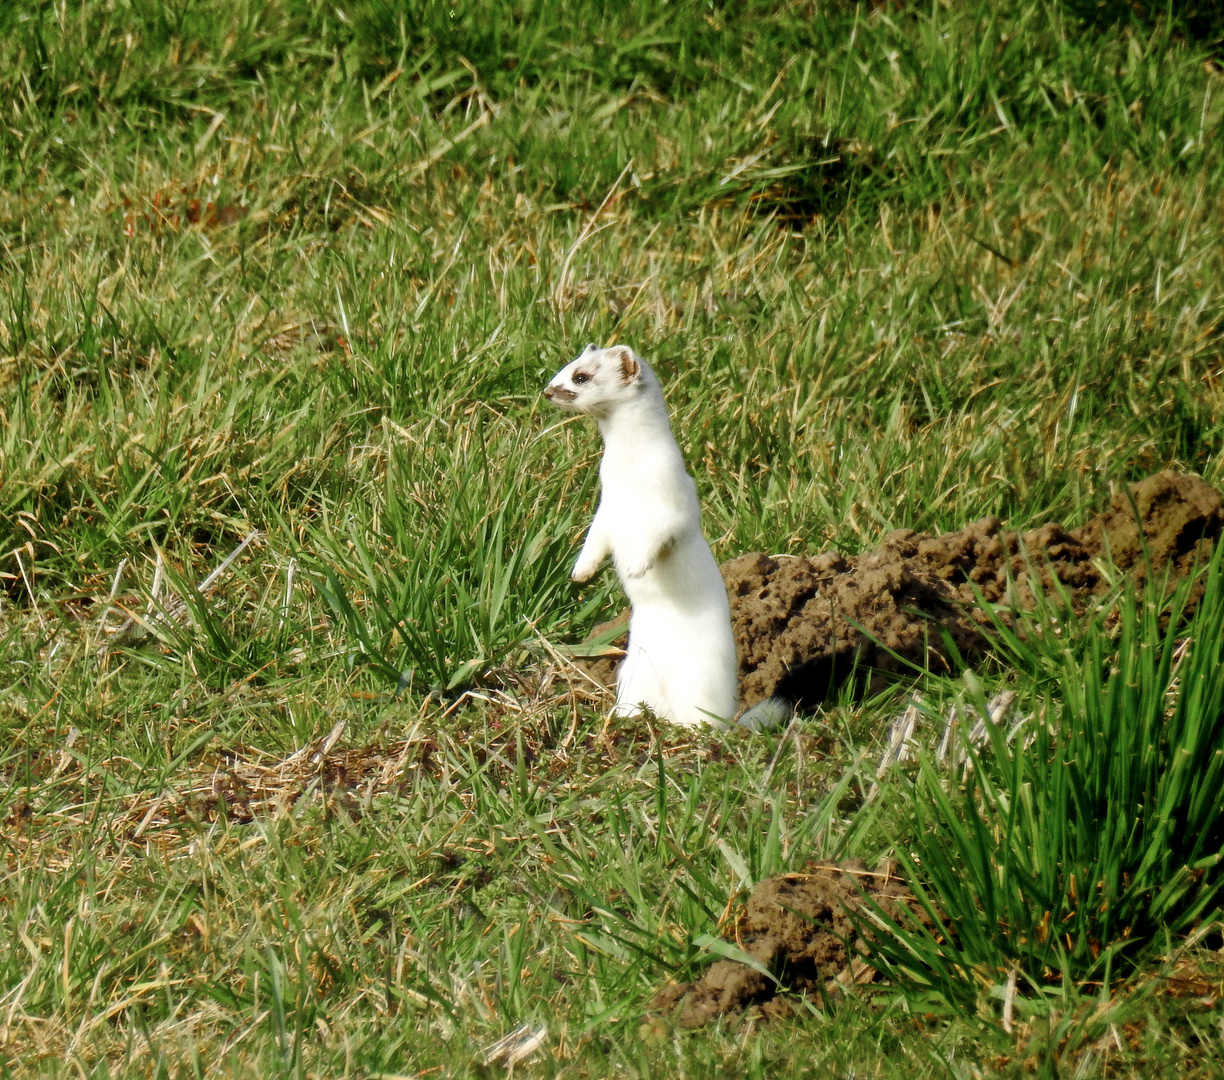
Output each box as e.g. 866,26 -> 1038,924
599,454 -> 696,514
596,407 -> 700,524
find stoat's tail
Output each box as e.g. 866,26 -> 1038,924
734,696 -> 793,732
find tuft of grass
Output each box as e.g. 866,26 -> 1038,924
307,406 -> 614,690
861,549 -> 1224,1015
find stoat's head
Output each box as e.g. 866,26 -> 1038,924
543,343 -> 653,418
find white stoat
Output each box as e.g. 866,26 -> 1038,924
543,343 -> 739,727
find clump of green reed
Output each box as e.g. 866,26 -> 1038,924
863,550 -> 1224,1013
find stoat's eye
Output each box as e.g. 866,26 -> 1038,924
572,372 -> 591,385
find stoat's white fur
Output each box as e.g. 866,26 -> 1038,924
544,344 -> 738,727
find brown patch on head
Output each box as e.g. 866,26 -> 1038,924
611,346 -> 640,384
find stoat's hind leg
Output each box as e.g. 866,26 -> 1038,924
654,636 -> 738,728
666,671 -> 736,729
613,641 -> 666,719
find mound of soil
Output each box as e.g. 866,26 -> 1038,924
727,471 -> 1222,709
648,861 -> 924,1028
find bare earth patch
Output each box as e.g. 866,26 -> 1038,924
727,470 -> 1222,709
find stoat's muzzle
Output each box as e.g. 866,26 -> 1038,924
544,385 -> 577,404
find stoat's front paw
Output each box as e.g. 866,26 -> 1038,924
622,557 -> 656,580
571,559 -> 599,583
623,537 -> 672,579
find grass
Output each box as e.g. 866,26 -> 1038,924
2,0 -> 1224,1075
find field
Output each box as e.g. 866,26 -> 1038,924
3,0 -> 1224,1076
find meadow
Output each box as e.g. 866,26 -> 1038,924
2,0 -> 1224,1075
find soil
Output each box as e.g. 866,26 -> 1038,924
578,471 -> 1223,712
647,861 -> 925,1028
728,471 -> 1222,709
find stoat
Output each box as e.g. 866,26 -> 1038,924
544,344 -> 739,727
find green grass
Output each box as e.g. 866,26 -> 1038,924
859,550 -> 1224,1010
2,0 -> 1224,1075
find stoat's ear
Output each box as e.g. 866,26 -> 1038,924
609,345 -> 640,384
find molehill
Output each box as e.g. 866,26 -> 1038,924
647,861 -> 928,1028
727,470 -> 1221,709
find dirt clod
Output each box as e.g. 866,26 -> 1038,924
648,862 -> 922,1028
